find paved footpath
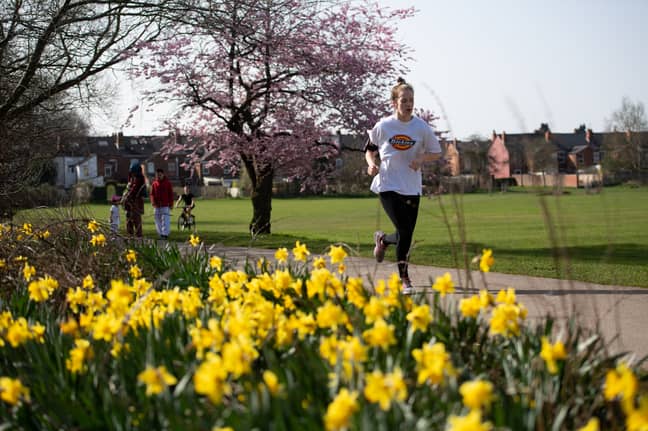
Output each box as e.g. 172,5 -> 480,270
197,244 -> 648,362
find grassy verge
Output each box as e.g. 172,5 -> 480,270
19,186 -> 648,287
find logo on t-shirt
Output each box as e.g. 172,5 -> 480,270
389,134 -> 416,151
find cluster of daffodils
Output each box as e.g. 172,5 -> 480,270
0,310 -> 45,348
1,237 -> 646,430
459,287 -> 528,337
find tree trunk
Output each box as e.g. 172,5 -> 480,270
249,167 -> 274,235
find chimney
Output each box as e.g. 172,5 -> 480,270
491,130 -> 497,141
115,131 -> 123,150
544,130 -> 552,143
585,128 -> 592,143
501,131 -> 506,144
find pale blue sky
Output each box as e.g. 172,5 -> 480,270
382,0 -> 648,138
94,0 -> 648,139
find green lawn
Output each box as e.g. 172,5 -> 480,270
70,186 -> 648,287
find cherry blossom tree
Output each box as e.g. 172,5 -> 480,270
132,0 -> 416,234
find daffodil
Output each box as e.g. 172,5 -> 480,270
324,388 -> 359,431
306,256 -> 324,270
460,379 -> 494,410
412,342 -> 455,386
626,396 -> 648,431
194,353 -> 230,404
432,272 -> 455,297
406,304 -> 432,333
362,318 -> 396,351
0,377 -> 30,405
90,233 -> 106,247
125,249 -> 137,263
209,256 -> 222,271
328,245 -> 347,264
262,370 -> 282,396
604,362 -> 638,413
447,410 -> 492,431
540,337 -> 567,374
459,295 -> 482,318
292,241 -> 310,262
189,234 -> 201,247
65,338 -> 93,374
363,368 -> 407,410
577,418 -> 599,431
274,247 -> 289,263
316,301 -> 349,330
137,365 -> 177,396
87,219 -> 99,233
129,265 -> 142,279
479,248 -> 494,272
82,274 -> 94,290
23,262 -> 36,281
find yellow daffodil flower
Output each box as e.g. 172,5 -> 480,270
324,388 -> 359,431
479,248 -> 495,272
274,247 -> 289,264
137,365 -> 177,396
328,245 -> 347,264
292,241 -> 310,262
460,379 -> 494,410
540,337 -> 567,374
189,234 -> 201,247
447,410 -> 492,431
0,377 -> 30,405
432,272 -> 455,297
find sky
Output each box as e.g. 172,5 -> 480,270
91,0 -> 648,140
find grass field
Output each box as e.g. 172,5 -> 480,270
61,186 -> 648,287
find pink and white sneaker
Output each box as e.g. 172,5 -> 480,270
373,231 -> 387,263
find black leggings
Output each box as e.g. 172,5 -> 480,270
379,191 -> 420,277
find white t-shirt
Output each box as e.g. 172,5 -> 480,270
368,115 -> 442,195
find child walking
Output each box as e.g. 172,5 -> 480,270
109,195 -> 121,234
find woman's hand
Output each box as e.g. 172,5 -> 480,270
409,160 -> 421,171
367,164 -> 379,176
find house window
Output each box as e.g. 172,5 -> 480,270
335,158 -> 343,169
105,164 -> 113,177
167,162 -> 177,176
68,165 -> 75,173
577,153 -> 584,165
147,162 -> 155,175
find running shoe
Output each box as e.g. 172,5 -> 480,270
373,231 -> 386,263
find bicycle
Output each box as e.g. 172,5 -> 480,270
177,210 -> 196,232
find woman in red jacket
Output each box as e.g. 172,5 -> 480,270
150,168 -> 174,239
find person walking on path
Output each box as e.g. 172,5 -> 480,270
123,162 -> 146,238
365,77 -> 442,293
150,168 -> 174,240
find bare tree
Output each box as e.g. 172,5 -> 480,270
606,96 -> 648,132
603,97 -> 648,178
0,0 -> 169,216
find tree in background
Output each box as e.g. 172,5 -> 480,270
132,0 -> 416,234
0,0 -> 167,217
603,97 -> 648,178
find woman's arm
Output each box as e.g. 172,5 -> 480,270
409,152 -> 442,171
366,150 -> 379,176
